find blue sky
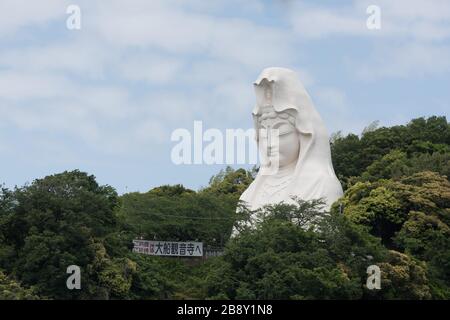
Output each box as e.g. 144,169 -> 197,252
0,0 -> 449,193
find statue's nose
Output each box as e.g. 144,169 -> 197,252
266,127 -> 272,157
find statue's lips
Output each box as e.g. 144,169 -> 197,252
268,151 -> 280,158
267,147 -> 279,156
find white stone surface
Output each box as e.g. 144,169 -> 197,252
238,67 -> 343,215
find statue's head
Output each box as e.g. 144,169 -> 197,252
253,68 -> 312,175
235,67 -> 343,218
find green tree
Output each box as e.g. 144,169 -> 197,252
395,211 -> 450,298
331,116 -> 450,188
378,250 -> 431,299
0,270 -> 40,300
353,150 -> 450,183
337,171 -> 450,246
202,166 -> 256,198
148,184 -> 194,197
206,199 -> 391,299
0,170 -> 130,299
338,171 -> 450,298
118,190 -> 236,247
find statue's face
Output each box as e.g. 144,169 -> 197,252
258,112 -> 300,170
255,80 -> 300,171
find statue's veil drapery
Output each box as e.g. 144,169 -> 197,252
240,67 -> 343,210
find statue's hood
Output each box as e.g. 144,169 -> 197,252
253,67 -> 313,123
240,67 -> 343,210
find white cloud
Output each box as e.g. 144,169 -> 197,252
0,0 -> 70,37
289,0 -> 450,40
133,119 -> 168,145
0,41 -> 112,78
118,53 -> 184,84
0,0 -> 447,191
314,87 -> 348,113
0,71 -> 73,100
288,0 -> 450,79
309,86 -> 366,135
0,0 -> 299,155
357,43 -> 450,79
87,0 -> 294,68
290,6 -> 367,38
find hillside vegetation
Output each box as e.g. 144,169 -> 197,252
1,116 -> 449,299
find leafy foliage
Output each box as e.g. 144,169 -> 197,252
207,199 -> 431,299
202,166 -> 256,197
0,171 -> 132,299
0,116 -> 448,300
118,190 -> 237,247
0,270 -> 40,300
331,116 -> 449,188
338,171 -> 450,298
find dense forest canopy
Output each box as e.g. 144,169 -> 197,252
331,116 -> 450,188
0,116 -> 449,299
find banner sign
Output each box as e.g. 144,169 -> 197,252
133,240 -> 203,257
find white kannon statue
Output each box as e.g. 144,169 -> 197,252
238,67 -> 343,215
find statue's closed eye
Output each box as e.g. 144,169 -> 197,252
259,122 -> 295,137
260,111 -> 277,120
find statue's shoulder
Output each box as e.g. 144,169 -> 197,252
239,176 -> 260,202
